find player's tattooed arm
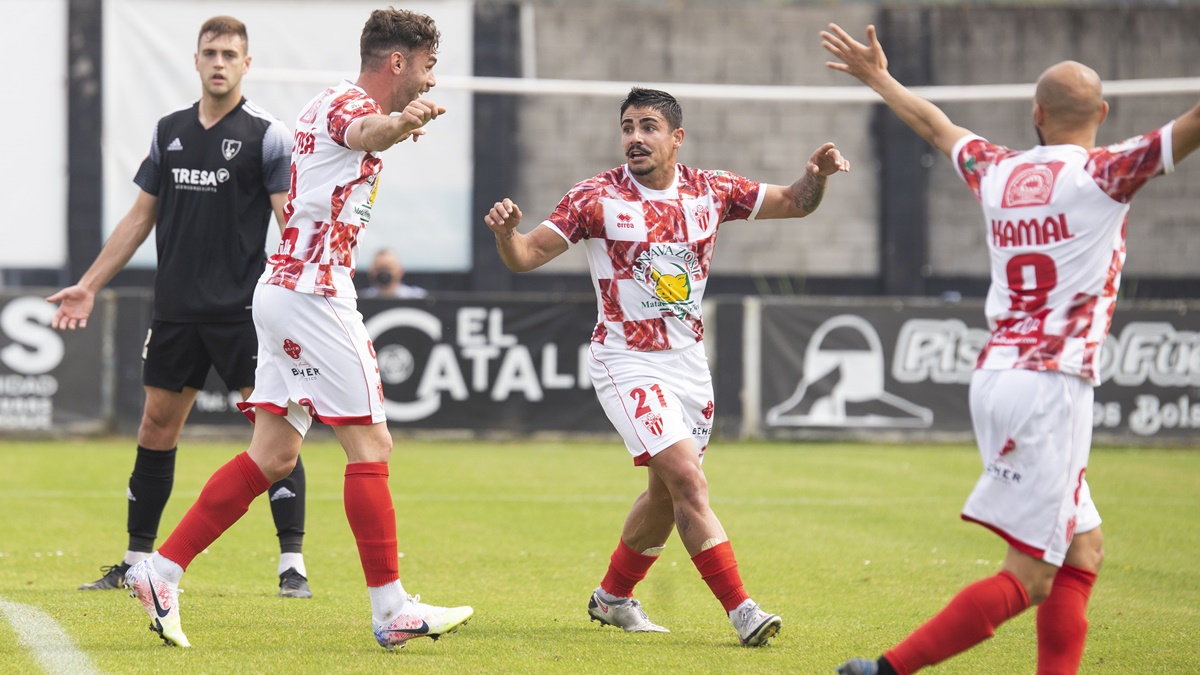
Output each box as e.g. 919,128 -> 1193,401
756,142 -> 849,219
791,172 -> 827,214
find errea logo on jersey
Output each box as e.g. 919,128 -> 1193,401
171,167 -> 229,189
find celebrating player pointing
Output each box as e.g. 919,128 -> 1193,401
823,23 -> 1200,675
486,87 -> 848,647
123,9 -> 471,650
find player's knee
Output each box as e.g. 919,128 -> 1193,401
258,455 -> 298,484
137,415 -> 181,448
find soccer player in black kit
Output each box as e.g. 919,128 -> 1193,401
49,16 -> 312,598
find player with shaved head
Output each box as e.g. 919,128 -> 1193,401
822,23 -> 1200,675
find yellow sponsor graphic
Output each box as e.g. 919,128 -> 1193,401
650,266 -> 691,303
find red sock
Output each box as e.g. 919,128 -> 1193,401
344,462 -> 399,587
885,571 -> 1030,675
158,452 -> 271,570
691,541 -> 750,613
599,539 -> 659,597
1036,564 -> 1097,675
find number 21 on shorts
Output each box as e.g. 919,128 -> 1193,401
629,384 -> 668,417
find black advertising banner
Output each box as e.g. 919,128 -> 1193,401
0,291 -> 110,433
756,299 -> 1200,443
359,296 -> 608,433
180,295 -> 610,434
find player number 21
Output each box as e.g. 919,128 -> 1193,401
630,384 -> 667,417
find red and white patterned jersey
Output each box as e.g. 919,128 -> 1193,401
542,163 -> 764,352
262,81 -> 383,297
954,122 -> 1176,385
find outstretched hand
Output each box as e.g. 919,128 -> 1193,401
821,24 -> 890,87
47,285 -> 94,331
807,142 -> 851,177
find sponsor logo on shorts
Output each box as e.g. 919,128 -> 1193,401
290,366 -> 321,381
642,412 -> 663,436
283,339 -> 303,360
692,426 -> 712,437
984,462 -> 1022,484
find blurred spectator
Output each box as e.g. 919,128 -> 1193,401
364,248 -> 426,299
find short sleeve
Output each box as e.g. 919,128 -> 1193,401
953,135 -> 1017,202
708,170 -> 763,222
132,123 -> 162,195
327,91 -> 383,148
1085,122 -> 1174,204
261,119 -> 291,194
543,181 -> 599,244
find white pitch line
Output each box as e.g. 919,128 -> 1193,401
0,598 -> 100,675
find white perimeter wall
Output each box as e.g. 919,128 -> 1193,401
0,0 -> 68,269
103,0 -> 474,272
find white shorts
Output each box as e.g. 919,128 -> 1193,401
588,342 -> 714,465
238,283 -> 386,436
963,369 -> 1101,566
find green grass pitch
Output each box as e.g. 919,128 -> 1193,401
1,438 -> 1197,673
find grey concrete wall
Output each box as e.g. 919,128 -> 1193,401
506,3 -> 1199,282
925,6 -> 1200,278
513,3 -> 880,277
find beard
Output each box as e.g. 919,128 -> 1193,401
627,161 -> 655,176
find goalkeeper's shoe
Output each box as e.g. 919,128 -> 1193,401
78,562 -> 130,590
126,559 -> 189,647
372,595 -> 473,650
837,658 -> 881,675
587,589 -> 669,633
730,599 -> 781,647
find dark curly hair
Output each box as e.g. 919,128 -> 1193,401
360,8 -> 441,70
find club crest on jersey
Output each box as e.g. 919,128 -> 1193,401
1002,162 -> 1064,207
283,339 -> 303,360
641,411 -> 664,436
221,139 -> 242,161
693,203 -> 712,232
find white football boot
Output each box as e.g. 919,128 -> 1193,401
730,599 -> 781,647
126,559 -> 190,647
373,595 -> 473,650
587,588 -> 669,632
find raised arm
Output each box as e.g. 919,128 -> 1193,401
346,98 -> 446,153
47,189 -> 158,330
484,198 -> 569,273
822,23 -> 972,159
1173,100 -> 1200,165
756,142 -> 851,220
